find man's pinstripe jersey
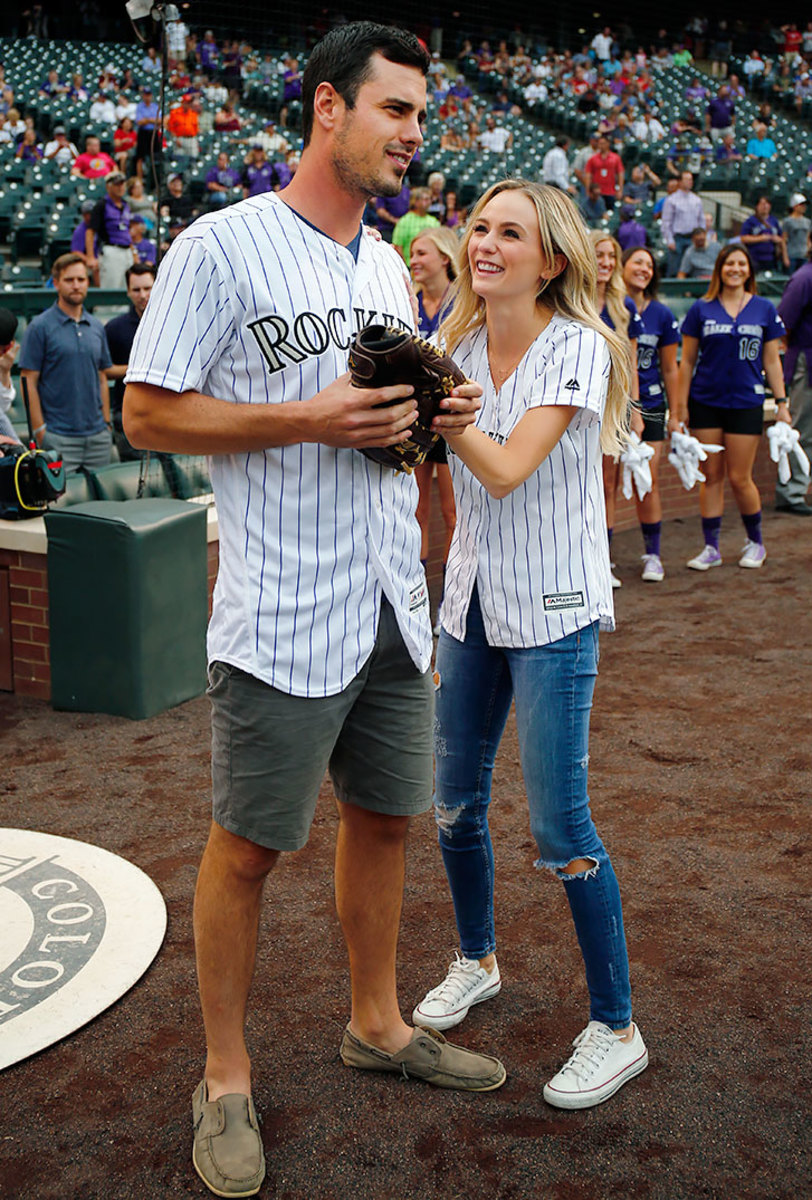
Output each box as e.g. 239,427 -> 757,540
440,315 -> 616,648
126,192 -> 432,697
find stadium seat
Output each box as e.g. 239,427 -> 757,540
86,461 -> 174,502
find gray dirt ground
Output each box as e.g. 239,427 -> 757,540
1,512 -> 810,1200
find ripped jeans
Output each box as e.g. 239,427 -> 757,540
433,587 -> 632,1029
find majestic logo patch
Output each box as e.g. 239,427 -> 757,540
0,829 -> 166,1071
543,590 -> 585,611
563,378 -> 581,391
409,581 -> 428,612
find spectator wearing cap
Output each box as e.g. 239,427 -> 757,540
166,92 -> 200,167
794,72 -> 812,115
88,172 -> 133,290
677,226 -> 720,278
200,29 -> 219,74
241,146 -> 279,199
43,125 -> 78,166
104,262 -> 156,460
205,150 -> 241,207
255,119 -> 290,158
90,90 -> 116,125
71,200 -> 101,282
783,194 -> 810,275
72,135 -> 116,179
19,253 -> 113,472
159,174 -> 198,237
135,85 -> 161,180
741,195 -> 789,274
113,115 -> 137,174
616,205 -> 648,251
129,216 -> 156,265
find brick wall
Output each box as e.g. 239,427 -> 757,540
0,549 -> 51,700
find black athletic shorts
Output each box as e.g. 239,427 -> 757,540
640,400 -> 667,442
688,398 -> 764,436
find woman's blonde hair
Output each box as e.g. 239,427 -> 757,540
439,180 -> 630,454
590,230 -> 630,337
410,225 -> 460,287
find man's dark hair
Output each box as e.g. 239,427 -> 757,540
125,262 -> 156,286
301,22 -> 429,148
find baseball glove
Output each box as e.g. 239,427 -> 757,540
348,324 -> 466,472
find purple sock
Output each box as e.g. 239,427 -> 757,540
641,521 -> 661,556
742,510 -> 763,545
607,526 -> 613,547
701,516 -> 722,551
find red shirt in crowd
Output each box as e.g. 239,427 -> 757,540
585,149 -> 624,196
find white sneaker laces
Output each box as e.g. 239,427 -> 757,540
426,954 -> 482,1003
558,1024 -> 618,1084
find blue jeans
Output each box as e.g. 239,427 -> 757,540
433,587 -> 632,1029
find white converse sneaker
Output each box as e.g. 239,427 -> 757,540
412,953 -> 501,1031
543,1021 -> 648,1109
738,539 -> 766,569
610,569 -> 622,589
686,545 -> 722,571
641,553 -> 664,582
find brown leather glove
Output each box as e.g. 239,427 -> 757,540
348,324 -> 466,472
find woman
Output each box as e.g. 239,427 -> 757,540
15,129 -> 42,163
410,227 -> 460,593
113,116 -> 137,175
676,244 -> 790,569
413,181 -> 648,1109
443,190 -> 462,229
126,176 -> 157,228
621,246 -> 681,580
592,231 -> 643,587
426,171 -> 447,224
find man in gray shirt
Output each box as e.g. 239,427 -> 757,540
677,226 -> 721,278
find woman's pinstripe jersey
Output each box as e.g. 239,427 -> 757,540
126,192 -> 432,697
441,315 -> 616,648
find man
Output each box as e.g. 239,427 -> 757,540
741,195 -> 788,274
134,85 -> 161,180
541,135 -> 574,192
660,170 -> 705,276
71,135 -> 116,179
166,92 -> 200,166
43,124 -> 78,166
776,232 -> 812,513
584,134 -> 624,211
478,112 -> 512,154
105,263 -> 155,460
20,253 -> 112,472
572,131 -> 599,196
591,25 -> 614,62
372,183 -> 410,241
89,90 -> 116,125
241,145 -> 279,198
255,118 -> 289,159
391,186 -> 439,266
579,179 -> 607,227
677,226 -> 720,278
87,171 -> 133,290
129,215 -> 156,265
622,162 -> 660,205
205,151 -> 241,208
123,24 -> 504,1199
705,82 -> 736,144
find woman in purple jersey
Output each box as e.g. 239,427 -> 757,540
591,231 -> 644,587
413,181 -> 649,1110
410,227 -> 460,597
676,244 -> 790,569
622,246 -> 681,581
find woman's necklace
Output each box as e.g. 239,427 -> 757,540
721,288 -> 748,322
488,345 -> 527,391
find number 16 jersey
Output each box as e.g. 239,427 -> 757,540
681,295 -> 785,409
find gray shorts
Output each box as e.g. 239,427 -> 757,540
208,600 -> 434,851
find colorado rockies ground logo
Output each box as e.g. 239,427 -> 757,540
0,829 -> 166,1071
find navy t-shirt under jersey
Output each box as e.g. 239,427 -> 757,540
681,295 -> 785,409
600,295 -> 644,340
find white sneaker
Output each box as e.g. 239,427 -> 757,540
738,539 -> 766,569
641,553 -> 664,582
610,569 -> 622,589
543,1021 -> 648,1110
686,545 -> 722,571
412,953 -> 502,1031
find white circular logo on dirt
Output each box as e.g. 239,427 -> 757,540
0,829 -> 166,1071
